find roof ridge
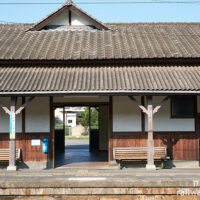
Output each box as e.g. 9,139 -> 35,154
66,0 -> 73,6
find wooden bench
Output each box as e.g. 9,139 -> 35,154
113,147 -> 169,169
0,149 -> 21,163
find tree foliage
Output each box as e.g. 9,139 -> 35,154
77,107 -> 99,128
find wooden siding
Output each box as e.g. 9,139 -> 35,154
0,133 -> 51,162
112,132 -> 199,161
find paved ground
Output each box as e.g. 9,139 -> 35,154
1,166 -> 200,197
1,140 -> 200,198
55,139 -> 108,168
1,168 -> 200,187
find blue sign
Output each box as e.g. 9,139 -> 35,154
10,113 -> 15,139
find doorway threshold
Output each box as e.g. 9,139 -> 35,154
55,162 -> 112,169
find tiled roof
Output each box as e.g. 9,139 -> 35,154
0,64 -> 199,94
1,23 -> 200,60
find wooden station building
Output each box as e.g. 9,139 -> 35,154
0,0 -> 200,170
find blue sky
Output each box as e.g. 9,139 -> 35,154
0,0 -> 200,23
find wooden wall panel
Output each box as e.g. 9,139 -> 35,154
112,132 -> 199,161
0,133 -> 50,162
1,131 -> 198,162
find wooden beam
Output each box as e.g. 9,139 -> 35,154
128,96 -> 148,114
69,10 -> 72,26
15,97 -> 35,115
153,96 -> 169,114
146,96 -> 155,169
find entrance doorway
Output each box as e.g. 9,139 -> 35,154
54,105 -> 109,168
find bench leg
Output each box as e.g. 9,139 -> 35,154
117,160 -> 123,170
119,161 -> 124,170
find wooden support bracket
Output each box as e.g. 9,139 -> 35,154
0,97 -> 35,115
128,96 -> 148,115
129,96 -> 169,116
153,96 -> 169,115
0,102 -> 11,114
15,97 -> 35,115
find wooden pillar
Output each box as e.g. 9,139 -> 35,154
22,97 -> 25,134
0,96 -> 34,171
146,96 -> 155,169
63,106 -> 65,152
141,96 -> 145,133
129,95 -> 169,169
49,96 -> 54,168
89,106 -> 91,152
109,96 -> 113,162
7,97 -> 17,171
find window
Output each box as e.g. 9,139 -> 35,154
171,96 -> 195,118
68,120 -> 72,124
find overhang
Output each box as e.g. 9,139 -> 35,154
0,64 -> 199,96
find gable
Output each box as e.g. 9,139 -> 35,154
48,10 -> 69,26
30,1 -> 108,31
47,9 -> 99,27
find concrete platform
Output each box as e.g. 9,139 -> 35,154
0,168 -> 200,198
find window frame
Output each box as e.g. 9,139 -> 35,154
170,96 -> 196,119
68,119 -> 73,124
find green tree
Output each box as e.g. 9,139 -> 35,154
77,107 -> 99,129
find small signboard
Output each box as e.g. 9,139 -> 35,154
31,139 -> 41,146
10,113 -> 15,139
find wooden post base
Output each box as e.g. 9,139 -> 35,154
7,166 -> 17,171
146,164 -> 156,170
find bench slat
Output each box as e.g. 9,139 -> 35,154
113,147 -> 168,161
0,149 -> 21,162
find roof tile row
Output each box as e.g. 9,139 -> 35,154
1,23 -> 200,60
0,64 -> 199,94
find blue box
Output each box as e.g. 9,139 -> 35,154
42,139 -> 48,153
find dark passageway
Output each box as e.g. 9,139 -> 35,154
55,139 -> 108,168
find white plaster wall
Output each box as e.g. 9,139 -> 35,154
71,12 -> 93,26
113,96 -> 141,132
99,105 -> 109,150
197,96 -> 200,113
0,98 -> 22,133
47,11 -> 95,26
48,11 -> 69,25
53,96 -> 109,103
26,97 -> 50,133
145,96 -> 195,132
